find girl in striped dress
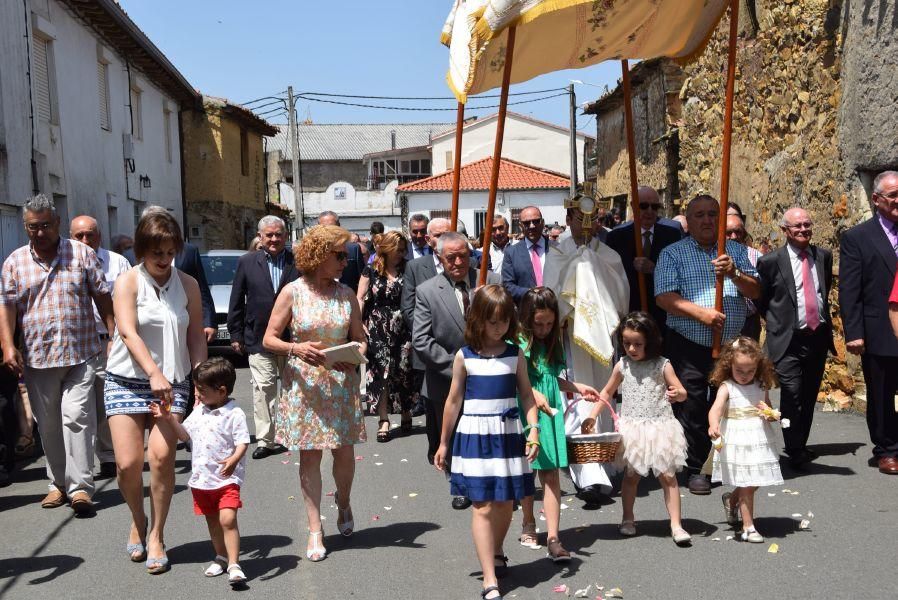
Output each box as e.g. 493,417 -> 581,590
434,285 -> 541,600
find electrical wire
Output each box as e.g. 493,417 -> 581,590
241,91 -> 287,105
254,105 -> 288,117
298,87 -> 567,101
294,92 -> 569,112
247,99 -> 286,112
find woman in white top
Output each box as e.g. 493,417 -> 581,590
105,209 -> 207,574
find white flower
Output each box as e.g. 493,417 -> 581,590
780,418 -> 791,429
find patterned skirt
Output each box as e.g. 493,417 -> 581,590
104,372 -> 191,416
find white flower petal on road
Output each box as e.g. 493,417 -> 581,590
726,535 -> 734,541
574,584 -> 591,597
791,513 -> 803,518
539,515 -> 546,521
605,587 -> 624,598
392,495 -> 398,499
711,537 -> 721,541
799,519 -> 811,530
401,458 -> 408,462
373,454 -> 379,457
768,493 -> 776,497
409,493 -> 418,497
384,506 -> 392,510
560,503 -> 570,510
375,462 -> 383,466
782,489 -> 792,493
768,543 -> 779,553
807,511 -> 814,518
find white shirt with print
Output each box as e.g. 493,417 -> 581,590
181,399 -> 251,490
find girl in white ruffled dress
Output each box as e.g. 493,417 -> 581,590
708,336 -> 784,543
585,312 -> 691,545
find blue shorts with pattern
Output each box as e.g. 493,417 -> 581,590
104,373 -> 191,416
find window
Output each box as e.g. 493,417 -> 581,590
133,200 -> 145,227
511,207 -> 523,233
129,85 -> 142,140
421,158 -> 431,174
430,210 -> 450,221
400,160 -> 410,174
240,128 -> 249,176
32,33 -> 53,123
445,151 -> 453,170
163,109 -> 173,162
474,211 -> 486,239
97,61 -> 110,130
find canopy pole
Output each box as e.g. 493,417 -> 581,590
621,59 -> 648,312
450,102 -> 465,231
712,0 -> 740,357
478,25 -> 516,286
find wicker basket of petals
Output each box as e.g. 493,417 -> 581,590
565,396 -> 621,464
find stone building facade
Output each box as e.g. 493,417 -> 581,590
585,0 -> 898,406
181,96 -> 279,251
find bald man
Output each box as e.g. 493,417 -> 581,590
70,216 -> 131,479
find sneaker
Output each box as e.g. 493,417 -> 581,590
519,522 -> 540,549
721,492 -> 741,526
741,527 -> 764,543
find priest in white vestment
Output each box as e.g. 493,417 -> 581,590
544,206 -> 630,495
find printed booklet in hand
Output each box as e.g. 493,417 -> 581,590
322,342 -> 367,367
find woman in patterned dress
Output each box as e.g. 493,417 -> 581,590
356,231 -> 414,442
263,225 -> 367,562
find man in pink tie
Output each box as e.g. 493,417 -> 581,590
501,206 -> 550,302
755,207 -> 835,469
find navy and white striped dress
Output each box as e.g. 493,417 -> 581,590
450,344 -> 535,502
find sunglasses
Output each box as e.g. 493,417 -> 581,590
521,219 -> 543,228
639,203 -> 661,211
332,251 -> 348,261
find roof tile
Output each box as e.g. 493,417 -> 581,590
397,157 -> 569,193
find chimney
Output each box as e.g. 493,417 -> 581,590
390,130 -> 396,150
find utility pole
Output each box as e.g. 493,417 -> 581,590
568,83 -> 578,198
287,86 -> 305,238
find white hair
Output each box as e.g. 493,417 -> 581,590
22,193 -> 56,220
874,170 -> 898,194
427,217 -> 451,235
436,230 -> 468,255
258,215 -> 286,232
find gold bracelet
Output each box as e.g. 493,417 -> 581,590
288,342 -> 295,357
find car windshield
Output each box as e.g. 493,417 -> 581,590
201,255 -> 240,286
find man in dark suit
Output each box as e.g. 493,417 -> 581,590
607,186 -> 682,330
228,216 -> 299,459
840,170 -> 898,475
317,211 -> 365,292
413,231 -> 500,509
756,207 -> 834,468
402,217 -> 451,417
405,214 -> 432,262
502,206 -> 550,302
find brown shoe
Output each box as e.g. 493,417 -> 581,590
41,488 -> 67,509
879,457 -> 898,474
70,490 -> 94,514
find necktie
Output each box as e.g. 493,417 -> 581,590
798,250 -> 820,331
891,222 -> 898,253
642,230 -> 652,258
456,281 -> 470,316
530,244 -> 543,286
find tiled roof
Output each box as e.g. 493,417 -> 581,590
267,122 -> 452,161
397,157 -> 569,193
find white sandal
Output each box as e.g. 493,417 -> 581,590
306,529 -> 327,562
203,555 -> 227,577
227,563 -> 246,587
334,492 -> 354,537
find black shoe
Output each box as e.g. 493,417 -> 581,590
687,473 -> 711,495
787,448 -> 818,468
0,465 -> 10,487
451,496 -> 472,510
252,446 -> 274,460
97,462 -> 117,479
271,443 -> 288,454
577,484 -> 609,504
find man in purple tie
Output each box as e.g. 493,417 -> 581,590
755,208 -> 835,469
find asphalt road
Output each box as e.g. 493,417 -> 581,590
1,360 -> 894,600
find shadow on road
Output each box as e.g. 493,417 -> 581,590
168,534 -> 298,582
0,554 -> 84,584
324,520 -> 440,552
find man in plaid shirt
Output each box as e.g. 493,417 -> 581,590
0,195 -> 114,513
655,195 -> 760,495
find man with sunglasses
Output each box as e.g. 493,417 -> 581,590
607,186 -> 683,332
502,206 -> 553,302
841,170 -> 898,475
756,208 -> 834,469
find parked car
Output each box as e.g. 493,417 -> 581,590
200,250 -> 246,346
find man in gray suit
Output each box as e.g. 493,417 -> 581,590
413,231 -> 500,510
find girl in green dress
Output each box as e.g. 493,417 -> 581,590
516,288 -> 602,563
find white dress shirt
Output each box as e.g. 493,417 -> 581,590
181,399 -> 251,490
489,241 -> 509,274
95,247 -> 132,335
786,243 -> 824,329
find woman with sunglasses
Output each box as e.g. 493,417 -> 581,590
263,225 -> 367,562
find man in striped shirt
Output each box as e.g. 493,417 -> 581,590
0,195 -> 113,513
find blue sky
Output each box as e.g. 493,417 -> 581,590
118,0 -> 620,131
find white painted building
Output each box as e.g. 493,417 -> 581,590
430,111 -> 594,178
397,157 -> 571,239
0,0 -> 197,258
302,180 -> 404,235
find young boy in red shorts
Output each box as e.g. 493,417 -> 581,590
151,357 -> 249,587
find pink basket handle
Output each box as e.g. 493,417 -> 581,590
564,395 -> 619,432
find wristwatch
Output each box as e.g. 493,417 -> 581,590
730,267 -> 742,280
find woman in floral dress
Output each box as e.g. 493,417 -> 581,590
263,225 -> 367,562
357,231 -> 414,442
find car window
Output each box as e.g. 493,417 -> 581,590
201,255 -> 241,286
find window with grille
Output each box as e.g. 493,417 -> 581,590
97,61 -> 110,130
32,34 -> 53,123
511,207 -> 523,233
430,210 -> 450,221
